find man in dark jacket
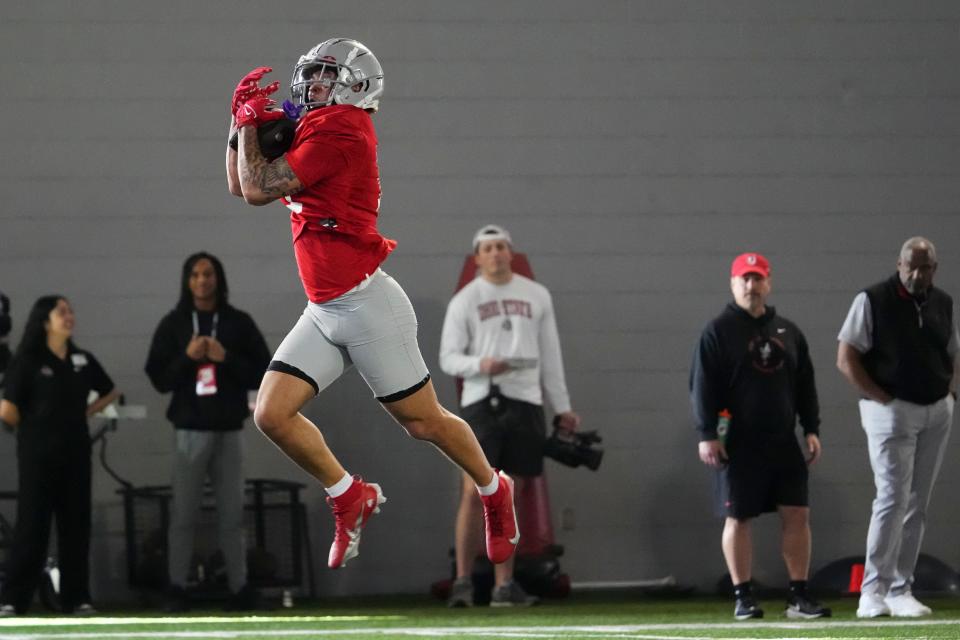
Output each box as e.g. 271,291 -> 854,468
690,252 -> 828,621
145,252 -> 270,611
837,236 -> 957,619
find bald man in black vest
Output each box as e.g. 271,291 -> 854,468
838,236 -> 958,619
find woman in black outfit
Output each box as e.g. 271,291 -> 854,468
0,296 -> 119,616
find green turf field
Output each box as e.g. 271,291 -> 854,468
1,594 -> 959,639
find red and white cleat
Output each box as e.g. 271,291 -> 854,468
480,470 -> 519,564
326,477 -> 386,569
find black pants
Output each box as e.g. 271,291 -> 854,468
1,444 -> 92,612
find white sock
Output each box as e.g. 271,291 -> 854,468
476,472 -> 499,497
325,472 -> 354,498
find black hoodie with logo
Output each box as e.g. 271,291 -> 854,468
689,302 -> 820,449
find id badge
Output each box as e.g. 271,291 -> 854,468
196,363 -> 218,396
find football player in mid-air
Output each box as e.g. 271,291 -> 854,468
225,39 -> 519,570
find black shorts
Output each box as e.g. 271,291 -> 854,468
716,439 -> 809,520
460,395 -> 546,477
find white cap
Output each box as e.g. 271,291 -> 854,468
472,224 -> 512,251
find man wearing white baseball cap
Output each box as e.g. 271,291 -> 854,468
440,224 -> 580,607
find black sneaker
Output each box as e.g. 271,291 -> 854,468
734,596 -> 764,620
224,583 -> 260,612
785,593 -> 832,619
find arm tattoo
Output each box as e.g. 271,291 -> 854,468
240,129 -> 301,199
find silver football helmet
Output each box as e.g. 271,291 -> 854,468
290,38 -> 384,112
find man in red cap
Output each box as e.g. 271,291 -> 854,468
689,252 -> 829,621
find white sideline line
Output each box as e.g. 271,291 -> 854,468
1,619 -> 960,639
0,633 -> 798,640
0,632 -> 931,640
0,616 -> 404,627
0,635 -> 725,640
5,618 -> 959,629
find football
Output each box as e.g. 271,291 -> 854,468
228,118 -> 297,161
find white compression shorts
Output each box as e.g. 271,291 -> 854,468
268,269 -> 431,402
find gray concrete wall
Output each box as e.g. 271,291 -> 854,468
1,1 -> 959,600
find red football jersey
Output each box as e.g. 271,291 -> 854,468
282,105 -> 397,303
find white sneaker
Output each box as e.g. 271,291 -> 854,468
884,592 -> 932,617
856,592 -> 890,618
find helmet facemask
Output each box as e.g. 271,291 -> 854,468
291,63 -> 340,111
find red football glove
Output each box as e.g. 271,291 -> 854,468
231,67 -> 280,117
235,96 -> 286,129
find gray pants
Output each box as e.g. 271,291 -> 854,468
168,430 -> 247,592
859,395 -> 953,596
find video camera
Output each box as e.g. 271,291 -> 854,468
543,418 -> 604,471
